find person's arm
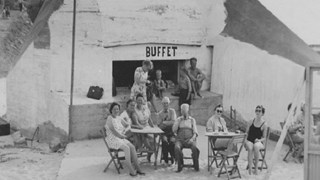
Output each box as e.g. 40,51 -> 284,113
134,68 -> 147,84
197,68 -> 206,81
190,118 -> 198,142
187,69 -> 197,81
106,116 -> 126,139
206,118 -> 214,132
159,80 -> 166,90
256,123 -> 267,143
186,77 -> 191,100
145,106 -> 155,127
131,112 -> 143,129
172,117 -> 181,134
246,119 -> 253,135
222,118 -> 229,132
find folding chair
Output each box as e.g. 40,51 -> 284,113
26,126 -> 40,147
182,147 -> 194,168
258,127 -> 270,170
279,122 -> 302,162
218,134 -> 247,180
100,128 -> 125,174
208,137 -> 228,171
159,137 -> 174,164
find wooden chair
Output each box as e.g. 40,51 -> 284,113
279,122 -> 303,162
258,127 -> 270,170
182,147 -> 194,168
100,127 -> 125,174
208,137 -> 227,171
26,126 -> 40,147
159,137 -> 174,164
218,134 -> 247,180
246,127 -> 270,171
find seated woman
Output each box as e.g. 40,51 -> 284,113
173,103 -> 200,172
245,105 -> 268,175
157,97 -> 176,165
119,99 -> 142,147
105,102 -> 145,177
206,105 -> 230,149
134,93 -> 155,161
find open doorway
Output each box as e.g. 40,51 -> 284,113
112,60 -> 185,96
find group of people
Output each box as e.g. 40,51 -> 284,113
104,93 -> 270,176
206,104 -> 268,175
285,103 -> 320,163
103,59 -> 273,177
130,58 -> 206,113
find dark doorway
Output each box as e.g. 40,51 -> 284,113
112,60 -> 180,88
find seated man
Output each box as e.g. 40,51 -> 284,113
173,103 -> 200,172
187,57 -> 205,98
288,104 -> 313,162
158,97 -> 176,165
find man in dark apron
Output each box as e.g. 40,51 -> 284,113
173,103 -> 200,172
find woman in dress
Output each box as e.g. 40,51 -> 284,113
134,93 -> 155,161
130,60 -> 153,101
206,105 -> 230,149
245,105 -> 268,175
105,102 -> 145,176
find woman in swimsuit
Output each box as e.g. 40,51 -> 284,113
245,105 -> 268,175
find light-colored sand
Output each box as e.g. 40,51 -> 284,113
57,126 -> 303,180
0,143 -> 64,180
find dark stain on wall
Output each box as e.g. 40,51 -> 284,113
222,0 -> 320,66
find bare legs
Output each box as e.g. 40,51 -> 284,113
246,141 -> 254,175
120,141 -> 143,175
246,141 -> 263,175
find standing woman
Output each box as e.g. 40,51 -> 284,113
130,60 -> 153,101
245,105 -> 267,175
105,102 -> 145,176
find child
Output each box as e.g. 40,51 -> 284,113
178,68 -> 191,108
146,75 -> 158,113
153,70 -> 166,99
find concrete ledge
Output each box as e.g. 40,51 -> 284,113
68,90 -> 222,140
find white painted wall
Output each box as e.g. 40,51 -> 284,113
6,45 -> 51,129
0,78 -> 6,117
97,0 -> 226,47
211,35 -> 305,130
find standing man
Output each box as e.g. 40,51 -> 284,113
187,57 -> 205,98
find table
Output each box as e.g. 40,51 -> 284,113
205,132 -> 243,171
130,127 -> 164,169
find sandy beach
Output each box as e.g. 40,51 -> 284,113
57,126 -> 303,180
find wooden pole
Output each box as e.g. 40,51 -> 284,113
68,0 -> 76,142
304,67 -> 312,180
263,75 -> 305,180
